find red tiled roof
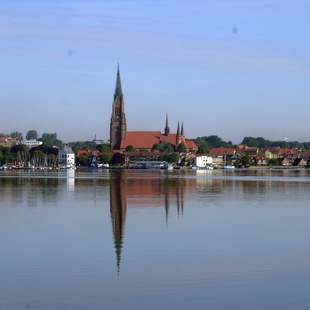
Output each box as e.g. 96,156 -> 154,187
76,149 -> 91,157
76,148 -> 103,157
0,136 -> 16,142
185,140 -> 198,150
120,131 -> 197,151
160,134 -> 178,145
244,147 -> 258,155
209,147 -> 235,156
120,131 -> 162,149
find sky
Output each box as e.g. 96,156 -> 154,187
0,0 -> 309,143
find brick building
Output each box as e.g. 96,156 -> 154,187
109,66 -> 197,153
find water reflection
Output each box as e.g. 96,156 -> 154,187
110,172 -> 127,273
109,172 -> 187,272
1,170 -> 310,208
66,169 -> 75,192
1,170 -> 310,309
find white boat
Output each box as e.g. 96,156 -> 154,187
224,165 -> 235,169
167,164 -> 174,171
97,163 -> 110,168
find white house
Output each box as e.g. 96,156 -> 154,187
22,140 -> 43,149
58,145 -> 75,169
195,156 -> 213,168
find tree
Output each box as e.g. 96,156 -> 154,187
47,154 -> 57,167
40,133 -> 62,148
70,141 -> 96,152
198,142 -> 209,154
242,137 -> 268,148
195,135 -> 232,149
162,143 -> 175,153
151,143 -> 175,153
96,143 -> 111,153
11,144 -> 29,154
10,131 -> 23,141
26,130 -> 38,140
10,144 -> 29,167
159,153 -> 179,163
31,150 -> 45,167
99,153 -> 112,163
152,144 -> 161,152
125,145 -> 135,152
76,156 -> 89,167
235,155 -> 251,168
268,158 -> 281,166
176,143 -> 186,153
0,146 -> 13,165
152,142 -> 174,153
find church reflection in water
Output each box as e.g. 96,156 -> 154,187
109,171 -> 187,273
109,172 -> 127,273
1,169 -> 306,273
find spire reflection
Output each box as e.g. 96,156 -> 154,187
109,172 -> 127,274
109,171 -> 188,273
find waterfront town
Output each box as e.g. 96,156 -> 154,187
1,67 -> 310,171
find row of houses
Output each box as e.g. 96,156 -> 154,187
207,145 -> 310,167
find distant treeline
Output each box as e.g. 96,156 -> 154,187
241,137 -> 310,150
195,135 -> 233,153
194,135 -> 310,153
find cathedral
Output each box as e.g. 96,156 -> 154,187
110,66 -> 197,152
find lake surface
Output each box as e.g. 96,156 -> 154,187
1,169 -> 310,310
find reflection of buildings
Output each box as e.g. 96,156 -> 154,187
109,172 -> 127,273
162,176 -> 185,222
108,172 -> 188,272
66,169 -> 75,192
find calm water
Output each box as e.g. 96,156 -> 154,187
1,169 -> 310,310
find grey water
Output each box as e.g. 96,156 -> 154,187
1,169 -> 310,310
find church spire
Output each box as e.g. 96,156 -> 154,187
110,64 -> 127,150
176,121 -> 180,136
176,121 -> 181,145
164,114 -> 170,136
114,63 -> 123,99
181,122 -> 184,136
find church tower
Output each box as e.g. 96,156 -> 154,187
176,121 -> 181,145
110,65 -> 127,150
164,114 -> 170,136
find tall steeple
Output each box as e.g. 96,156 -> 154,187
176,121 -> 181,145
164,114 -> 170,136
110,64 -> 127,150
181,122 -> 184,136
176,121 -> 180,136
114,63 -> 123,99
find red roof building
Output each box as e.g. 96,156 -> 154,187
120,131 -> 197,152
109,66 -> 197,153
0,136 -> 17,148
209,147 -> 236,157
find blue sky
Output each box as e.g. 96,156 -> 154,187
0,0 -> 309,142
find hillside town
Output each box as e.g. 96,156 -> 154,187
1,67 -> 310,170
